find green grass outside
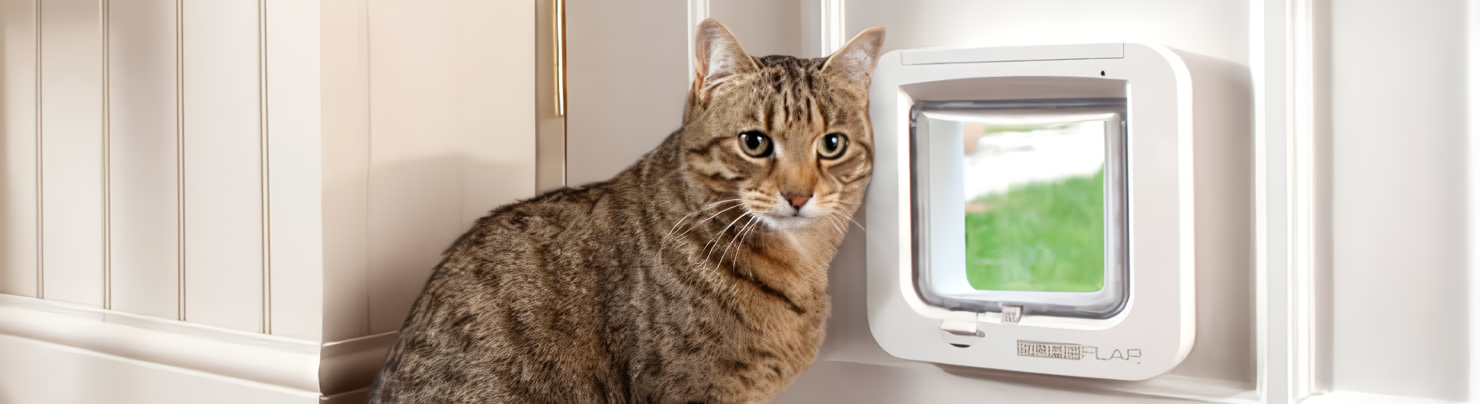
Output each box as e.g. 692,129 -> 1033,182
964,169 -> 1105,292
981,122 -> 1073,135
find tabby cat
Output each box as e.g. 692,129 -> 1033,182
369,19 -> 884,404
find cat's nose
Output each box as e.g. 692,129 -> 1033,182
786,194 -> 812,211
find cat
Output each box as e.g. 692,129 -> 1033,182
368,19 -> 884,404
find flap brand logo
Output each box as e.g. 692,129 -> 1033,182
1017,340 -> 1142,363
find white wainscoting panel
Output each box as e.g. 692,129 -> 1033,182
0,0 -> 39,298
265,0 -> 324,340
182,0 -> 264,333
39,0 -> 105,307
1,0 -> 538,397
107,0 -> 180,320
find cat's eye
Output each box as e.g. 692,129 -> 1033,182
817,133 -> 848,159
738,131 -> 773,158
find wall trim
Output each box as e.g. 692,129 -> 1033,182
1303,392 -> 1461,404
819,0 -> 845,55
1253,0 -> 1331,402
102,0 -> 113,311
686,0 -> 709,84
320,331 -> 396,395
1469,0 -> 1480,396
35,0 -> 45,300
257,0 -> 273,335
0,294 -> 321,393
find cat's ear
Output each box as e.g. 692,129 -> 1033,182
694,18 -> 757,93
821,27 -> 886,84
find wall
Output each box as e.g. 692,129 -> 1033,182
555,0 -> 1259,401
811,0 -> 1257,392
1331,0 -> 1469,400
0,0 -> 537,400
0,0 -> 323,340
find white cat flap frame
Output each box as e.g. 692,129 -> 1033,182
866,43 -> 1196,381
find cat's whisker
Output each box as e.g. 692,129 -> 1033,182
721,215 -> 760,270
662,201 -> 744,249
700,210 -> 752,268
728,215 -> 762,269
848,217 -> 867,232
716,214 -> 751,266
658,199 -> 743,268
666,199 -> 743,238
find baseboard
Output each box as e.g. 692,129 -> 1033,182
0,294 -> 321,392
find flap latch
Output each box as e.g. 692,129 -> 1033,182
940,311 -> 984,347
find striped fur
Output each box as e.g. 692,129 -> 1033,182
370,19 -> 883,404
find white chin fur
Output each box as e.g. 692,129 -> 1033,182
747,198 -> 823,231
757,214 -> 810,231
756,206 -> 821,231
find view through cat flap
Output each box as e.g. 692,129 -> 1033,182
936,110 -> 1109,293
912,97 -> 1129,318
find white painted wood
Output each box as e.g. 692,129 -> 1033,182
39,0 -> 105,307
265,0 -> 323,341
0,294 -> 320,393
0,0 -> 539,397
182,0 -> 264,333
1303,392 -> 1460,404
0,0 -> 39,298
319,331 -> 395,395
320,0 -> 371,342
564,0 -> 687,187
107,0 -> 180,320
1251,1 -> 1300,401
685,0 -> 707,84
365,0 -> 537,334
1470,0 -> 1480,397
709,0 -> 804,58
774,360 -> 1252,404
0,334 -> 320,404
818,0 -> 844,55
1330,1 -> 1468,401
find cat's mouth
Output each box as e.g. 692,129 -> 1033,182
750,202 -> 822,230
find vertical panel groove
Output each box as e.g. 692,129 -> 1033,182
34,0 -> 44,300
176,0 -> 186,322
101,0 -> 112,310
258,0 -> 271,334
364,0 -> 373,335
